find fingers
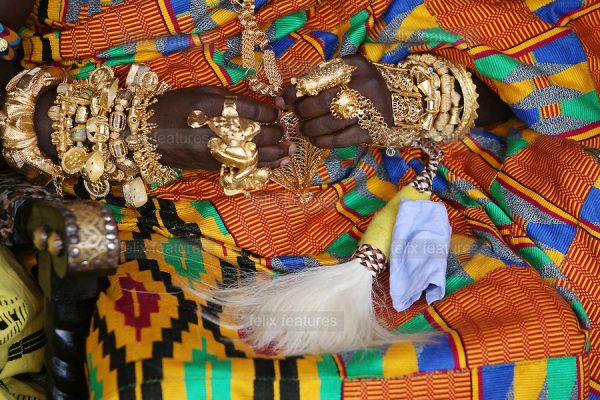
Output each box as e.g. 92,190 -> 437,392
309,125 -> 370,149
257,141 -> 294,168
235,96 -> 279,123
282,84 -> 298,108
294,87 -> 340,119
299,114 -> 356,137
253,125 -> 284,146
191,88 -> 279,123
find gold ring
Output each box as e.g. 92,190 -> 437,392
330,87 -> 362,120
222,96 -> 238,118
293,58 -> 357,97
204,95 -> 270,196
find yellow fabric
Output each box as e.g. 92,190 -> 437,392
359,186 -> 430,256
0,245 -> 45,399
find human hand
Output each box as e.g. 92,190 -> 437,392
282,54 -> 393,149
149,86 -> 293,170
36,86 -> 293,171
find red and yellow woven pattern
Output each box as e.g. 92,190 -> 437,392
17,0 -> 600,398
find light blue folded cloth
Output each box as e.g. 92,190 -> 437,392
389,199 -> 451,312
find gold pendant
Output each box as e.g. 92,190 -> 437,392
84,179 -> 110,198
270,112 -> 324,203
61,146 -> 88,175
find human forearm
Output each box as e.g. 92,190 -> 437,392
34,88 -> 58,158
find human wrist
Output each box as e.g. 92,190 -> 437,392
34,87 -> 59,158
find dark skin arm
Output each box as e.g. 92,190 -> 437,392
283,54 -> 513,149
30,59 -> 512,169
35,87 -> 293,170
3,0 -> 293,171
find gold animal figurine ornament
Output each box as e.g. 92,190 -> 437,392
187,96 -> 270,197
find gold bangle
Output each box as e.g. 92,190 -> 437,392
374,54 -> 479,144
0,66 -> 68,186
187,97 -> 270,197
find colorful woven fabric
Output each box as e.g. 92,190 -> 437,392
18,0 -> 600,398
87,237 -> 589,399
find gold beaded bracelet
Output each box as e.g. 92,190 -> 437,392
323,55 -> 479,155
1,64 -> 179,207
46,64 -> 179,206
374,54 -> 479,144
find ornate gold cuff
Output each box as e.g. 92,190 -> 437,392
375,53 -> 479,144
0,66 -> 68,186
187,96 -> 270,197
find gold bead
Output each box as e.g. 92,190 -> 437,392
86,116 -> 98,134
61,146 -> 88,174
48,105 -> 62,121
75,105 -> 89,124
109,138 -> 127,158
109,110 -> 126,132
123,177 -> 148,208
56,82 -> 70,94
70,124 -> 87,142
82,151 -> 105,182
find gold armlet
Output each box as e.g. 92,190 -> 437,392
0,67 -> 68,186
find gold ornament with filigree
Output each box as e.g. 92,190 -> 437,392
187,97 -> 270,197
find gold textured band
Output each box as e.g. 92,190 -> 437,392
0,66 -> 68,186
375,54 -> 479,144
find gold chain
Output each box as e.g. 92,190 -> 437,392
235,0 -> 282,97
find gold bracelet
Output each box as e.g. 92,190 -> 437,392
0,66 -> 68,187
45,64 -> 178,206
124,64 -> 178,191
187,96 -> 270,197
375,54 -> 479,144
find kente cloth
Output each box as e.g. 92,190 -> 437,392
19,0 -> 600,399
0,246 -> 45,400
